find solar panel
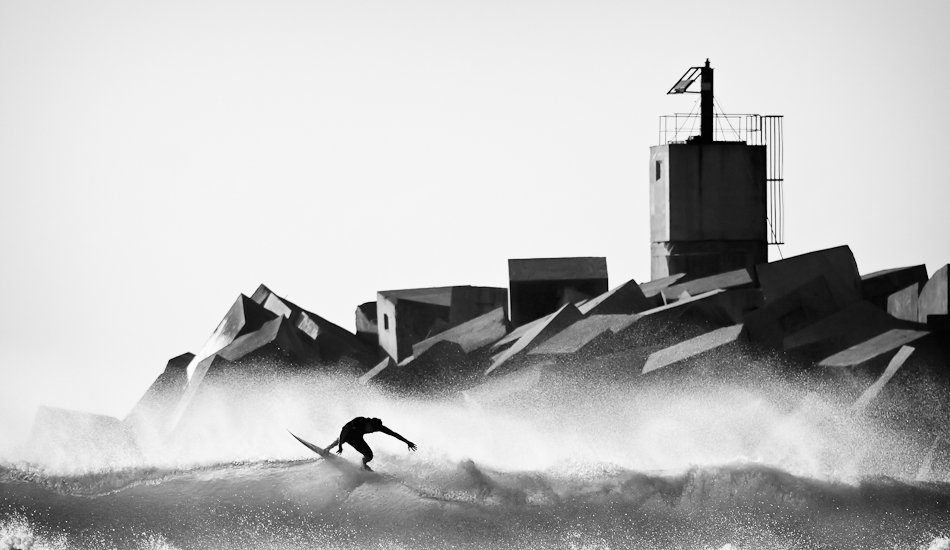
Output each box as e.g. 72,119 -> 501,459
667,66 -> 703,95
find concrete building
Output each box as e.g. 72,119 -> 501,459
508,257 -> 608,326
650,60 -> 782,281
377,286 -> 508,361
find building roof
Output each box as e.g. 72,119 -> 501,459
378,286 -> 454,307
508,257 -> 608,282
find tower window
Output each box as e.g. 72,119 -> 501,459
383,314 -> 389,330
655,160 -> 662,180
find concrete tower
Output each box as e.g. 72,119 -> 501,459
649,61 -> 773,281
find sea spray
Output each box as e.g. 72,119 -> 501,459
3,353 -> 949,549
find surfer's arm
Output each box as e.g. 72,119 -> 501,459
379,426 -> 417,451
336,425 -> 351,453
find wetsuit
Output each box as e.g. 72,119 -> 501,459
338,417 -> 377,463
332,417 -> 416,470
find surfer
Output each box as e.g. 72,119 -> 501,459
331,417 -> 417,471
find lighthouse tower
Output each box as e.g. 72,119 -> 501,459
649,60 -> 783,281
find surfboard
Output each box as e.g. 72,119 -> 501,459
287,430 -> 374,476
288,430 -> 333,458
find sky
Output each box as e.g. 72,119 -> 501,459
1,0 -> 948,449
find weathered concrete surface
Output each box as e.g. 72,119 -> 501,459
850,345 -> 915,414
509,257 -> 609,281
124,353 -> 193,447
509,257 -> 608,326
783,301 -> 904,358
556,298 -> 730,382
661,268 -> 754,303
296,312 -> 320,341
639,273 -> 686,298
652,241 -> 767,283
253,285 -> 375,365
529,314 -> 639,355
377,289 -> 448,361
485,304 -> 583,375
579,279 -> 652,315
642,324 -> 744,374
377,286 -> 507,361
448,286 -> 509,327
887,284 -> 920,323
861,265 -> 929,310
491,313 -> 551,351
650,142 -> 767,280
184,294 -> 280,380
685,289 -> 764,325
743,276 -> 841,348
918,264 -> 949,324
650,143 -> 766,242
640,289 -> 725,317
756,245 -> 862,310
413,307 -> 507,358
166,293 -> 301,435
358,357 -> 393,385
373,340 -> 486,395
216,315 -> 320,363
819,329 -> 931,367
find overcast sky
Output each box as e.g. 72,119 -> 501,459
1,0 -> 948,449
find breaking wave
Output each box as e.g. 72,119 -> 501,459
4,362 -> 950,549
3,457 -> 950,550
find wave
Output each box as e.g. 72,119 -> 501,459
3,458 -> 950,550
7,356 -> 950,549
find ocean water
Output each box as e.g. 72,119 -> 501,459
3,365 -> 950,550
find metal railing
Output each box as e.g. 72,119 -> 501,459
657,113 -> 784,245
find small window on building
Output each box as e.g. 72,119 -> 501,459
383,314 -> 389,330
655,160 -> 662,181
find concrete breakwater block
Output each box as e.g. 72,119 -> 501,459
782,301 -> 906,358
216,315 -> 320,363
125,353 -> 192,431
743,276 -> 841,347
642,324 -> 744,374
638,273 -> 686,308
887,284 -> 920,323
850,345 -> 916,414
358,357 -> 393,385
918,264 -> 949,324
529,314 -> 639,355
183,294 -> 280,379
252,285 -> 375,365
861,265 -> 929,310
756,245 -> 862,310
579,279 -> 652,315
412,307 -> 507,358
485,304 -> 583,375
660,268 -> 754,303
508,257 -> 607,326
372,340 -> 482,394
682,288 -> 764,325
639,289 -> 725,317
819,328 -> 930,367
491,313 -> 550,352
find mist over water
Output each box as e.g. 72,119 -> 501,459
3,352 -> 950,549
